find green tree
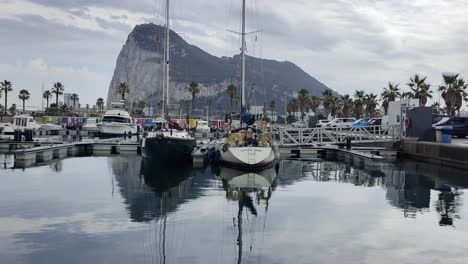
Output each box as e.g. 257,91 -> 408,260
71,93 -> 79,109
407,74 -> 431,105
381,82 -> 401,114
18,89 -> 30,112
9,104 -> 16,115
364,93 -> 379,117
187,81 -> 200,111
340,94 -> 353,117
439,73 -> 467,116
453,78 -> 468,115
51,82 -> 64,114
353,90 -> 366,119
43,90 -> 52,109
118,82 -> 129,101
0,80 -> 13,115
298,89 -> 310,120
322,89 -> 334,116
226,84 -> 237,112
328,96 -> 340,118
286,98 -> 299,116
96,98 -> 105,113
309,96 -> 321,114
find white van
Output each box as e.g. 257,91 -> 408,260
326,118 -> 356,128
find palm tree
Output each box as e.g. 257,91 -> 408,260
431,102 -> 442,114
226,84 -> 237,112
439,73 -> 461,116
71,93 -> 79,109
406,74 -> 433,106
269,100 -> 276,121
340,94 -> 353,117
381,82 -> 401,114
309,96 -> 321,114
353,90 -> 366,119
298,89 -> 310,120
454,78 -> 468,116
321,89 -> 334,115
328,96 -> 340,118
51,82 -> 64,114
0,80 -> 13,115
18,89 -> 30,112
364,93 -> 378,117
187,81 -> 200,111
118,82 -> 129,101
286,98 -> 299,115
43,90 -> 52,109
96,98 -> 104,113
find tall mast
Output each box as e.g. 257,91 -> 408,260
165,0 -> 170,109
241,0 -> 246,109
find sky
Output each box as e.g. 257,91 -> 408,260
1,0 -> 468,109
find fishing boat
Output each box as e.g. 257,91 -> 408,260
217,0 -> 276,170
97,102 -> 137,136
141,0 -> 196,163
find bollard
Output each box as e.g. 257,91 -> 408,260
14,129 -> 22,142
346,137 -> 352,150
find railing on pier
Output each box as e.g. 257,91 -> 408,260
273,125 -> 401,147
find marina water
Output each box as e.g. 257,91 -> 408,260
1,154 -> 468,263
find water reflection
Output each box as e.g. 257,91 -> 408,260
279,160 -> 466,227
216,166 -> 278,264
2,155 -> 468,263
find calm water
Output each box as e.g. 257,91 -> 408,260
1,154 -> 468,264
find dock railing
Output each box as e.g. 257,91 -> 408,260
273,125 -> 401,147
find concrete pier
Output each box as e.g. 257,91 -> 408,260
403,141 -> 468,169
36,149 -> 54,163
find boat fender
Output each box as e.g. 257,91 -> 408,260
405,118 -> 411,129
222,143 -> 229,152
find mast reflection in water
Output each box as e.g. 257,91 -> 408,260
4,155 -> 468,264
216,166 -> 278,264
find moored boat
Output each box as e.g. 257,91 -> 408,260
97,102 -> 137,136
142,126 -> 196,163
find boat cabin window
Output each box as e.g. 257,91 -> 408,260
102,116 -> 131,123
15,118 -> 28,127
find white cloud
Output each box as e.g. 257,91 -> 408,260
1,0 -> 468,108
0,58 -> 109,109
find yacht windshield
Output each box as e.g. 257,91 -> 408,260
102,116 -> 131,123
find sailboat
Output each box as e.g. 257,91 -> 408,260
141,0 -> 196,163
217,0 -> 276,170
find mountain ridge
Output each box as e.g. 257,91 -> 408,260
107,23 -> 334,113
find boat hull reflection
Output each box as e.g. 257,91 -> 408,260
140,158 -> 193,192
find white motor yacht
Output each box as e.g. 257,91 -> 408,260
195,120 -> 210,134
97,102 -> 137,136
83,118 -> 99,132
0,115 -> 41,134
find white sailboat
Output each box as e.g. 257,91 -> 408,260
141,0 -> 196,163
217,0 -> 276,170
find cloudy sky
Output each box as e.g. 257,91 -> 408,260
1,0 -> 468,109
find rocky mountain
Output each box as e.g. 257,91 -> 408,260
107,23 -> 333,113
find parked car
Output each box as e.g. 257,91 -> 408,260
366,118 -> 383,132
316,120 -> 330,128
435,117 -> 468,138
291,120 -> 308,128
326,118 -> 356,128
432,115 -> 450,128
352,118 -> 371,127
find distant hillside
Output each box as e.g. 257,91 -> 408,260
107,23 -> 333,113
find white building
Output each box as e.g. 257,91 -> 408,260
63,93 -> 80,108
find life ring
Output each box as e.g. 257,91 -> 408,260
405,117 -> 411,129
